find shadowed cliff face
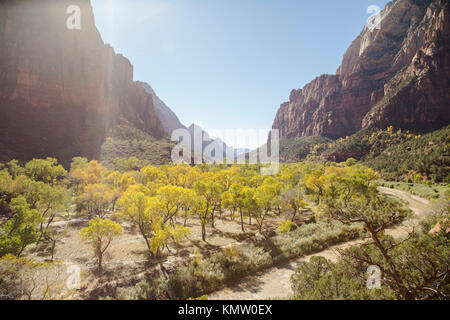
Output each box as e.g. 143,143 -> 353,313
272,0 -> 450,140
139,81 -> 187,135
0,0 -> 165,165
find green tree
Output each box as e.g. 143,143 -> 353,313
291,255 -> 395,300
0,197 -> 41,257
36,184 -> 68,242
316,165 -> 422,299
70,157 -> 89,172
13,176 -> 43,209
292,232 -> 450,300
113,157 -> 142,173
25,158 -> 67,185
5,160 -> 26,178
0,170 -> 15,216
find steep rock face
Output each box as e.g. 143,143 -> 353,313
139,82 -> 186,135
363,0 -> 450,130
0,0 -> 165,164
272,0 -> 450,140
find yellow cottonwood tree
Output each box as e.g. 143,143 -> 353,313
80,217 -> 122,272
157,185 -> 194,226
117,190 -> 163,251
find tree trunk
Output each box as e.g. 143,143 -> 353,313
240,209 -> 245,232
38,222 -> 44,243
98,254 -> 103,272
37,207 -> 51,243
258,211 -> 267,235
17,244 -> 25,257
257,221 -> 263,234
50,240 -> 56,261
202,224 -> 206,241
291,208 -> 297,222
366,224 -> 410,299
184,210 -> 188,227
139,225 -> 151,251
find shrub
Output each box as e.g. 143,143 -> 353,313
278,220 -> 296,233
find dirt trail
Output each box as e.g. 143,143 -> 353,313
209,188 -> 432,300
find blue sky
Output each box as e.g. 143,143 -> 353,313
91,0 -> 390,148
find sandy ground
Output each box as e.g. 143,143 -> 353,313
208,188 -> 432,300
25,207 -> 312,298
22,187 -> 431,299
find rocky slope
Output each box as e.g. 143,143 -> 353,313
140,82 -> 186,135
272,0 -> 450,140
0,0 -> 165,165
139,84 -> 251,160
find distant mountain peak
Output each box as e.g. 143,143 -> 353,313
185,123 -> 250,159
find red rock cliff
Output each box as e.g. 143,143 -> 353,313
0,0 -> 165,164
272,0 -> 450,140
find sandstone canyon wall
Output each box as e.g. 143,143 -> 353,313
272,0 -> 450,140
0,0 -> 165,165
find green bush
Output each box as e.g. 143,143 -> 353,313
365,126 -> 450,183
